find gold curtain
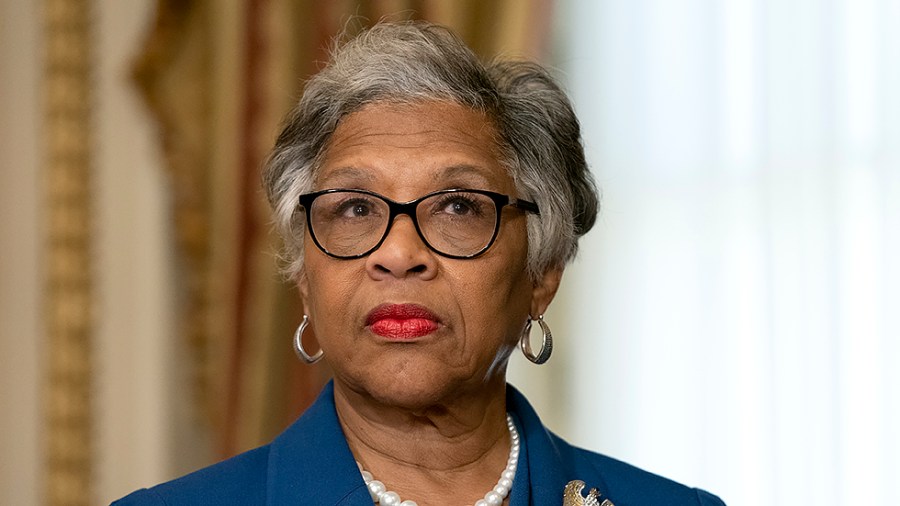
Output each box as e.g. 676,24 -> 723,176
131,0 -> 556,461
43,0 -> 95,504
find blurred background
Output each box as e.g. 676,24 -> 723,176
1,0 -> 897,504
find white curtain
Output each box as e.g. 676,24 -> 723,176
551,0 -> 900,504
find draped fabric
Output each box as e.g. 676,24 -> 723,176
131,0 -> 555,460
557,1 -> 900,505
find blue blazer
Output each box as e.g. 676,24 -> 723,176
113,382 -> 725,505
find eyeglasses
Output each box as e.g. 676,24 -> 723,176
297,188 -> 540,259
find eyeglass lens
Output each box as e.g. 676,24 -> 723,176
308,191 -> 499,257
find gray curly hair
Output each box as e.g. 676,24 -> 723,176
263,21 -> 598,281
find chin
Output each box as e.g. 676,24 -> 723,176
333,344 -> 512,412
354,364 -> 482,413
372,375 -> 458,411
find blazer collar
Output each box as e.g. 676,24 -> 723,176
266,381 -> 596,505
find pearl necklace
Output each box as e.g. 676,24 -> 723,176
357,414 -> 520,506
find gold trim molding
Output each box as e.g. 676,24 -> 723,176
43,0 -> 95,504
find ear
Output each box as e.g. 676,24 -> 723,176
530,266 -> 564,317
296,268 -> 310,310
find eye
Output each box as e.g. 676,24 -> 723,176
432,193 -> 488,217
442,197 -> 471,215
333,196 -> 380,218
446,199 -> 473,215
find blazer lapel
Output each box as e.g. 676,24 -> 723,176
266,381 -> 372,505
507,385 -> 613,506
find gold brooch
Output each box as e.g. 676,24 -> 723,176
563,480 -> 614,506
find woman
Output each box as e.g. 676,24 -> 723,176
115,21 -> 725,506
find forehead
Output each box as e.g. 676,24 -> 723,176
315,101 -> 511,192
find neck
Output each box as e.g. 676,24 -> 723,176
333,379 -> 513,505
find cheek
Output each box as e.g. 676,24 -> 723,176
302,257 -> 361,326
451,256 -> 532,349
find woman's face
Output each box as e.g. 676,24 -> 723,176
298,101 -> 561,410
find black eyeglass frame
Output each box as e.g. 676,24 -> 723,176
297,188 -> 540,260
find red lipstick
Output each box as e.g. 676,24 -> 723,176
365,303 -> 441,340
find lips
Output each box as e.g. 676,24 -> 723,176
365,303 -> 441,340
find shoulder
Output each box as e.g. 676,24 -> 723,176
110,445 -> 270,506
561,439 -> 726,506
506,385 -> 726,505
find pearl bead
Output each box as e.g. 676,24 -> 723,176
380,491 -> 401,505
399,501 -> 418,506
475,501 -> 488,506
494,484 -> 509,496
484,491 -> 503,505
499,477 -> 513,488
368,480 -> 386,500
361,470 -> 373,482
502,469 -> 515,480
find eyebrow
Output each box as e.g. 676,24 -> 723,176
440,164 -> 494,185
315,166 -> 377,187
316,164 -> 497,188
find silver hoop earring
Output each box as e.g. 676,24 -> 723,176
520,314 -> 553,364
293,315 -> 323,364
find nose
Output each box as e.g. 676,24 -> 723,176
365,215 -> 437,280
